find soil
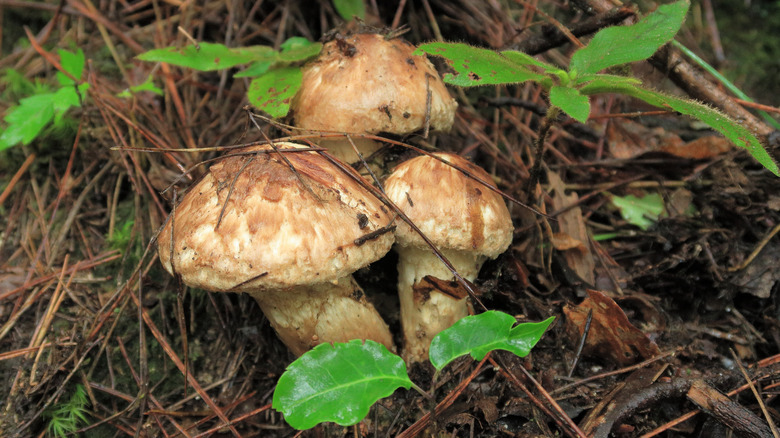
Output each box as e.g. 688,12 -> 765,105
1,1 -> 778,437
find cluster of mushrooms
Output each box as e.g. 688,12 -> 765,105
157,32 -> 514,363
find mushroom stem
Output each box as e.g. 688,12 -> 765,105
396,245 -> 485,363
247,276 -> 394,357
317,137 -> 384,167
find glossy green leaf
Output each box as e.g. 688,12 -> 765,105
429,311 -> 555,371
333,0 -> 365,20
579,81 -> 779,176
550,86 -> 590,123
137,42 -> 275,71
278,37 -> 322,63
273,340 -> 412,430
57,49 -> 85,86
609,192 -> 666,230
247,66 -> 302,118
570,0 -> 690,75
415,42 -> 548,87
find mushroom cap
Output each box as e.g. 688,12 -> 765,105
384,153 -> 513,258
157,142 -> 394,291
291,33 -> 457,136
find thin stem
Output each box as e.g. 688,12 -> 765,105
524,106 -> 561,199
671,40 -> 780,130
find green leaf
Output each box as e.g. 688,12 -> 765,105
609,192 -> 666,230
137,42 -> 275,71
234,60 -> 274,78
415,42 -> 548,87
272,340 -> 412,430
117,76 -> 163,97
278,37 -> 322,63
501,50 -> 560,73
0,94 -> 55,150
574,73 -> 641,87
247,66 -> 302,118
333,0 -> 365,21
57,49 -> 85,86
429,311 -> 555,371
51,84 -> 87,124
579,81 -> 779,176
550,86 -> 590,123
570,0 -> 690,75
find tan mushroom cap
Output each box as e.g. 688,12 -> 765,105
291,33 -> 457,136
157,142 -> 395,291
385,153 -> 513,258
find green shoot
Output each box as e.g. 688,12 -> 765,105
0,49 -> 90,151
44,384 -> 90,438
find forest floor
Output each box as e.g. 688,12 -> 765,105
1,0 -> 779,437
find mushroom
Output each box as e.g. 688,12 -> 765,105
157,142 -> 395,356
384,153 -> 513,362
290,32 -> 457,168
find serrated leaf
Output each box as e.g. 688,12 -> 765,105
570,0 -> 690,75
137,42 -> 275,71
333,0 -> 365,20
579,81 -> 779,176
272,340 -> 412,430
416,42 -> 548,87
0,94 -> 55,150
57,49 -> 85,86
609,192 -> 666,230
278,37 -> 322,63
429,311 -> 555,371
247,67 -> 302,118
550,86 -> 590,123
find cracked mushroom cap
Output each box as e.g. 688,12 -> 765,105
157,142 -> 395,291
384,153 -> 513,258
291,32 -> 457,136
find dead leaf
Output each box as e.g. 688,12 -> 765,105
607,119 -> 684,159
549,170 -> 595,285
412,275 -> 473,302
564,290 -> 660,366
659,135 -> 732,159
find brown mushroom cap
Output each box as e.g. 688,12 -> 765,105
157,142 -> 394,291
385,153 -> 513,258
291,33 -> 457,137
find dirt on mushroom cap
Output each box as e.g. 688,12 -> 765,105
157,142 -> 395,291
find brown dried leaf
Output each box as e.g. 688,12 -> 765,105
413,275 -> 472,302
563,289 -> 660,366
549,171 -> 595,284
659,135 -> 732,159
607,119 -> 684,159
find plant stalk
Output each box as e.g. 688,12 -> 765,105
524,106 -> 561,199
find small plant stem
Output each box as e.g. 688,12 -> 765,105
524,106 -> 561,200
409,382 -> 434,402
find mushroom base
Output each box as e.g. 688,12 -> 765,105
396,245 -> 486,363
248,276 -> 394,356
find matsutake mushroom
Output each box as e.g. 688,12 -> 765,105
157,142 -> 395,356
